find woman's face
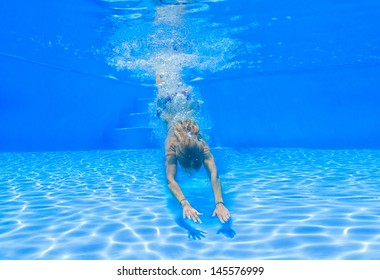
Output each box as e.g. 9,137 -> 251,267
176,136 -> 204,174
177,152 -> 203,175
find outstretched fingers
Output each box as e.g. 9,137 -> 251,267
183,208 -> 203,223
213,207 -> 231,223
219,211 -> 230,223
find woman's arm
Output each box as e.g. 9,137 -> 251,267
165,154 -> 185,202
203,151 -> 231,223
165,154 -> 203,223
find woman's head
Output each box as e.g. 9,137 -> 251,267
174,119 -> 204,173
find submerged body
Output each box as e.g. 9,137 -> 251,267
156,70 -> 230,223
165,119 -> 230,223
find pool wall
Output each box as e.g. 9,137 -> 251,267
201,66 -> 380,149
1,54 -> 380,151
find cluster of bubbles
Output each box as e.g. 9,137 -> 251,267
104,0 -> 242,132
106,2 -> 239,81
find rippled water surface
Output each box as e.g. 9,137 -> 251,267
1,148 -> 380,259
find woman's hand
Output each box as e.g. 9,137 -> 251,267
182,201 -> 203,223
212,203 -> 230,223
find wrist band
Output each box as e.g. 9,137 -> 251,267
216,201 -> 224,206
180,198 -> 187,204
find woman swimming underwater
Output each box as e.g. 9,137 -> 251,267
156,73 -> 231,224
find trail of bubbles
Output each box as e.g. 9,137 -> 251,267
106,3 -> 242,81
104,1 -> 247,134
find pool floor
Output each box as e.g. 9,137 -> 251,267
1,148 -> 380,259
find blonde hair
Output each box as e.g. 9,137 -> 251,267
173,119 -> 204,170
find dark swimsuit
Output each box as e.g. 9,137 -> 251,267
156,91 -> 194,118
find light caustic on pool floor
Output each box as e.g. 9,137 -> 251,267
1,148 -> 380,259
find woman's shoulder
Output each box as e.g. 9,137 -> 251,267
201,138 -> 212,158
165,129 -> 178,156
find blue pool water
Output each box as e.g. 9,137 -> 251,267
1,0 -> 380,260
1,148 -> 380,259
